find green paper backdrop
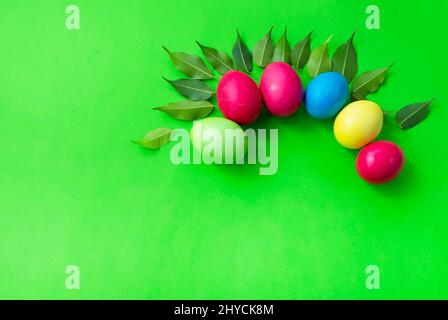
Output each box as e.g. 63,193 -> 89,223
0,0 -> 447,299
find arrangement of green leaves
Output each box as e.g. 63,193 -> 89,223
135,27 -> 435,149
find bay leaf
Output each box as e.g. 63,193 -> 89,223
196,41 -> 234,74
332,32 -> 358,83
253,26 -> 275,67
351,64 -> 393,100
163,77 -> 213,101
162,46 -> 213,79
273,27 -> 291,64
232,30 -> 253,73
153,100 -> 214,121
290,31 -> 312,70
133,128 -> 173,150
395,98 -> 435,129
307,35 -> 333,78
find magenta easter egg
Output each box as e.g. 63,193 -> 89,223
259,62 -> 303,117
356,141 -> 405,184
216,70 -> 262,125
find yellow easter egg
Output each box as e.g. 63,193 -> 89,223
334,100 -> 383,149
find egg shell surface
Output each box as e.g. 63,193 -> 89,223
334,100 -> 383,149
216,71 -> 262,125
190,117 -> 247,164
305,72 -> 349,119
259,62 -> 303,117
356,141 -> 405,184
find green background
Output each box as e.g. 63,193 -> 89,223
1,0 -> 447,299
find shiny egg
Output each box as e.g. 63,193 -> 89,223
334,100 -> 383,149
356,141 -> 405,184
259,62 -> 303,117
217,71 -> 262,125
305,72 -> 349,119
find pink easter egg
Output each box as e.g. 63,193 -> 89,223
259,62 -> 303,117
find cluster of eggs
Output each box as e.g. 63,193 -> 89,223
193,62 -> 404,183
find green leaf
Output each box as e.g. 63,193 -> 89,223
153,100 -> 214,121
253,26 -> 275,67
395,98 -> 436,129
232,30 -> 253,73
272,27 -> 291,64
332,32 -> 358,83
163,77 -> 213,101
307,35 -> 333,78
291,31 -> 312,70
351,64 -> 393,100
162,46 -> 213,79
196,41 -> 234,74
133,128 -> 173,150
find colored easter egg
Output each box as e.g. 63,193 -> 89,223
190,117 -> 247,163
217,71 -> 262,125
305,72 -> 349,119
356,141 -> 405,184
259,62 -> 303,116
334,100 -> 383,149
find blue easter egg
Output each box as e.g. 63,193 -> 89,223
305,72 -> 349,119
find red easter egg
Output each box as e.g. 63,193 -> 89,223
216,71 -> 262,125
356,141 -> 405,184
